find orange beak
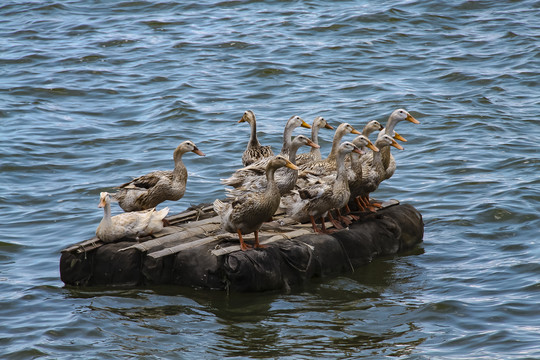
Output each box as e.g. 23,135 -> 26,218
301,119 -> 312,129
406,113 -> 420,124
285,159 -> 299,170
193,148 -> 206,156
307,139 -> 320,149
367,141 -> 379,152
391,138 -> 404,150
393,131 -> 407,142
351,127 -> 361,135
324,123 -> 334,130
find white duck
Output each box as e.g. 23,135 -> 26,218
96,192 -> 169,243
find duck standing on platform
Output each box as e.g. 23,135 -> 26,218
347,134 -> 379,212
112,140 -> 205,212
359,134 -> 404,210
378,109 -> 419,181
238,110 -> 274,166
284,142 -> 363,233
96,192 -> 169,243
214,156 -> 298,251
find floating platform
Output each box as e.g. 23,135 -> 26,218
60,200 -> 423,292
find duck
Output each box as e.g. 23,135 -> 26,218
214,156 -> 298,251
238,110 -> 275,166
362,119 -> 384,138
112,140 -> 205,212
297,122 -> 361,177
226,134 -> 319,197
284,142 -> 363,233
96,192 -> 169,243
221,115 -> 310,191
295,116 -> 334,166
357,134 -> 403,210
377,109 -> 419,181
346,134 -> 379,212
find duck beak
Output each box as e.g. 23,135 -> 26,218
406,113 -> 420,124
98,198 -> 106,208
285,159 -> 299,170
367,141 -> 379,152
192,148 -> 206,156
351,127 -> 361,135
378,124 -> 384,130
353,147 -> 364,155
393,131 -> 407,142
324,123 -> 334,130
391,138 -> 404,150
301,119 -> 312,129
307,139 -> 320,149
238,113 -> 247,123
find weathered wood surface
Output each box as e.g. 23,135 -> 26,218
60,199 -> 423,292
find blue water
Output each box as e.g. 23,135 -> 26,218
1,0 -> 539,358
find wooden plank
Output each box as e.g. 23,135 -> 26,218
61,237 -> 103,254
166,205 -> 215,224
119,221 -> 221,252
148,235 -> 223,259
210,228 -> 319,256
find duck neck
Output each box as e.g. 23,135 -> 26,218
288,141 -> 303,165
309,124 -> 321,154
335,151 -> 349,187
327,129 -> 345,161
385,115 -> 398,135
265,166 -> 279,193
350,147 -> 364,172
372,145 -> 386,173
280,120 -> 299,155
102,201 -> 112,226
173,149 -> 187,175
249,119 -> 261,147
362,125 -> 376,138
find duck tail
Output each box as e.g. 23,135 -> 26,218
213,199 -> 226,216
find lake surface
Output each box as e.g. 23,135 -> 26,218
1,0 -> 539,358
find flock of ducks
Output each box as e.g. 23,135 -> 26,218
95,109 -> 419,251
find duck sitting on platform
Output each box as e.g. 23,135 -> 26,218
214,155 -> 298,251
96,192 -> 169,243
238,110 -> 275,166
112,140 -> 205,212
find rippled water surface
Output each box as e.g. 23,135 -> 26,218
1,0 -> 539,358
